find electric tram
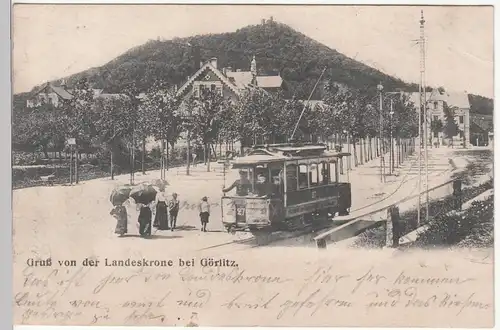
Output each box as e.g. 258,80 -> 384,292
221,142 -> 352,234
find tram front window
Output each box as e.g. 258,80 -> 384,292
255,168 -> 272,197
222,168 -> 253,196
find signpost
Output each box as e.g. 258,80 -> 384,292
67,138 -> 76,185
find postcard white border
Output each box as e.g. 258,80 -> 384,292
5,1 -> 498,330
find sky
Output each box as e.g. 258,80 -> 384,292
12,5 -> 494,97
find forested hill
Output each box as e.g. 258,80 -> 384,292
468,94 -> 494,116
29,20 -> 420,99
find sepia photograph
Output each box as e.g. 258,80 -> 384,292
11,4 -> 494,327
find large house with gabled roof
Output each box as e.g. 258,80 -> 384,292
26,80 -> 126,109
175,55 -> 285,103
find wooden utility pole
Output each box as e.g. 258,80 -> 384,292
377,82 -> 385,183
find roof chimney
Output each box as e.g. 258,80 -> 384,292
209,57 -> 218,69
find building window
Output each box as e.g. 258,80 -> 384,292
211,84 -> 216,91
433,101 -> 438,109
460,131 -> 464,138
434,131 -> 439,138
459,116 -> 464,124
433,115 -> 438,122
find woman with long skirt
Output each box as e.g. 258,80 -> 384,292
111,204 -> 127,237
138,203 -> 152,237
153,187 -> 169,230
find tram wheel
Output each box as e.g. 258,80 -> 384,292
338,208 -> 350,216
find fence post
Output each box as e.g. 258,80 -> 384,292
316,238 -> 326,249
453,179 -> 462,211
386,206 -> 401,248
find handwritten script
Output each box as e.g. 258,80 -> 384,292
13,253 -> 493,327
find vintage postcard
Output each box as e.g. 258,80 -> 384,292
12,4 -> 494,327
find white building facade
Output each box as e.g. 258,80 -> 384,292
410,89 -> 470,148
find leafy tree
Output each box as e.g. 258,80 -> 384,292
138,83 -> 182,173
93,96 -> 135,178
184,87 -> 230,171
443,102 -> 460,147
430,118 -> 444,144
12,102 -> 67,158
387,93 -> 418,139
322,84 -> 378,165
234,87 -> 282,148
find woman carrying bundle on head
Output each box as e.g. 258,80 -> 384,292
111,203 -> 128,237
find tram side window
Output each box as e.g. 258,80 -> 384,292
309,164 -> 319,186
319,162 -> 329,185
286,165 -> 298,192
329,162 -> 338,183
298,165 -> 308,189
270,168 -> 283,195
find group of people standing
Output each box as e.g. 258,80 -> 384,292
152,187 -> 180,232
110,187 -> 211,238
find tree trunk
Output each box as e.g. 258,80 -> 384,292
358,139 -> 363,165
211,144 -> 217,160
75,150 -> 79,184
166,140 -> 169,172
160,140 -> 165,180
364,138 -> 370,163
240,139 -> 245,155
352,141 -> 358,167
42,145 -> 49,159
203,144 -> 207,165
141,137 -> 146,175
206,143 -> 211,172
110,145 -> 114,180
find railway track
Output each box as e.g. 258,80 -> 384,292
194,158 -> 456,255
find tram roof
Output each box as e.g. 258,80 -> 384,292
232,143 -> 350,167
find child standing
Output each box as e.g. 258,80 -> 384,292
168,193 -> 180,231
198,197 -> 210,232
